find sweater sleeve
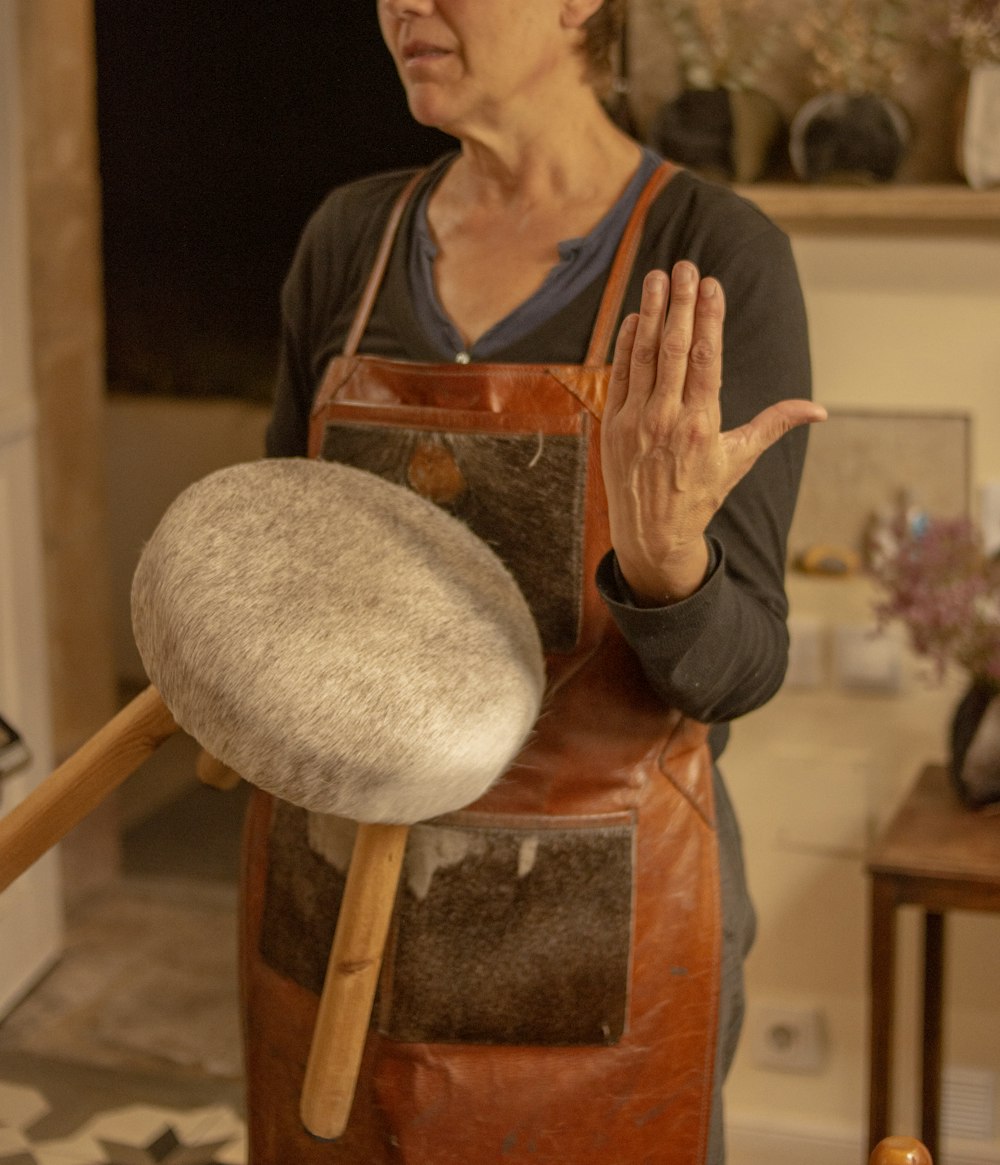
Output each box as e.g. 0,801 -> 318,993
599,212 -> 812,725
265,200 -> 334,458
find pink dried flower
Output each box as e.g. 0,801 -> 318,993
658,0 -> 786,90
870,513 -> 1000,684
795,0 -> 912,94
947,0 -> 1000,67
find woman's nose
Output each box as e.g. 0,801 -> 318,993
379,0 -> 436,18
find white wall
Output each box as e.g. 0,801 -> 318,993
725,232 -> 1000,1164
796,234 -> 1000,482
105,396 -> 269,682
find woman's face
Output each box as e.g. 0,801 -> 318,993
377,0 -> 591,137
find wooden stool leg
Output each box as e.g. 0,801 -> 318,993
920,912 -> 945,1163
0,685 -> 178,892
869,875 -> 898,1153
299,820 -> 409,1140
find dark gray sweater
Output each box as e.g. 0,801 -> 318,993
266,161 -> 813,757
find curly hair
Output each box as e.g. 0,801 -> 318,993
580,0 -> 625,90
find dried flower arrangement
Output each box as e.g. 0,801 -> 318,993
945,0 -> 1000,68
656,0 -> 784,91
869,511 -> 1000,686
795,0 -> 912,94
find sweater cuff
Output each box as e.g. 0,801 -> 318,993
596,537 -> 724,646
598,537 -> 720,608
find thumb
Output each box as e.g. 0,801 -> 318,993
724,399 -> 827,480
736,398 -> 826,453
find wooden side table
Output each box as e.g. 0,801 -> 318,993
867,764 -> 1000,1162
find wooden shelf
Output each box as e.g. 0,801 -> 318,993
732,183 -> 1000,234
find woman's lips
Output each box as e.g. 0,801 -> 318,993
402,41 -> 451,66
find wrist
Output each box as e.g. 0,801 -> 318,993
615,539 -> 711,608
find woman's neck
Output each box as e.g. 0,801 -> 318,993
440,93 -> 643,218
422,101 -> 650,350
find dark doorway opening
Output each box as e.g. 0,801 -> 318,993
94,2 -> 450,403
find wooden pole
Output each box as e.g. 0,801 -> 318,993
0,684 -> 178,892
300,820 -> 409,1140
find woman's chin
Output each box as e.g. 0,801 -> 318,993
405,99 -> 455,133
398,84 -> 466,136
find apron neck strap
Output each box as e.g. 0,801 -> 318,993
584,161 -> 676,365
343,169 -> 425,359
342,160 -> 678,364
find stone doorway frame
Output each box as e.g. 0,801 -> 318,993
10,0 -> 120,897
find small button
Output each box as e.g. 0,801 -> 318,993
455,350 -> 471,365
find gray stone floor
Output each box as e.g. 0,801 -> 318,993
0,756 -> 250,1165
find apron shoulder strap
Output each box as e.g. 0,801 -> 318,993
343,169 -> 425,358
341,160 -> 678,363
584,161 -> 677,366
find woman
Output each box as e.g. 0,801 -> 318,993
249,2 -> 826,1162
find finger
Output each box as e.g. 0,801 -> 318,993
723,399 -> 828,483
682,276 -> 726,407
650,261 -> 699,405
629,269 -> 669,404
605,312 -> 639,418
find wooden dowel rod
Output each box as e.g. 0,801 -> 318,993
300,820 -> 409,1140
0,684 -> 178,893
195,747 -> 242,791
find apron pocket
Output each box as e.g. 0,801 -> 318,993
261,806 -> 635,1047
319,416 -> 588,654
379,814 -> 634,1046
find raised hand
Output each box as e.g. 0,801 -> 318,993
601,262 -> 826,606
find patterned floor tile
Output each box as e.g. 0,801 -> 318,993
8,1108 -> 246,1165
2,780 -> 249,1165
0,1083 -> 48,1131
80,1106 -> 242,1165
1,1124 -> 102,1165
0,1125 -> 35,1162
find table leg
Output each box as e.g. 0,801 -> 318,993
921,911 -> 945,1163
869,875 -> 897,1153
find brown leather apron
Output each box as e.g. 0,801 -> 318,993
240,163 -> 721,1164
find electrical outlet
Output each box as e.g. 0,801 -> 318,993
752,1006 -> 827,1073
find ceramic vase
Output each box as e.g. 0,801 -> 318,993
649,87 -> 786,184
789,91 -> 910,184
949,679 -> 1000,809
956,63 -> 1000,191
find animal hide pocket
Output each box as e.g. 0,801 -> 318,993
377,813 -> 635,1046
261,804 -> 635,1047
317,412 -> 588,654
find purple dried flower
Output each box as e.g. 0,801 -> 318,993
870,513 -> 1000,685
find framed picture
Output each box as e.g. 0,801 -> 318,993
787,409 -> 971,564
